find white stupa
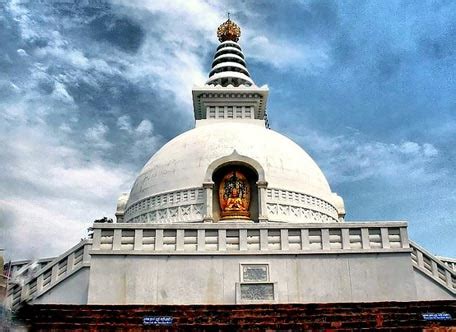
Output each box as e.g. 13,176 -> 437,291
6,19 -> 455,311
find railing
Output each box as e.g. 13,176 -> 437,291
437,256 -> 456,272
6,240 -> 92,311
410,241 -> 455,294
7,257 -> 55,280
90,222 -> 411,255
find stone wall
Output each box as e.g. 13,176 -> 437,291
16,300 -> 456,330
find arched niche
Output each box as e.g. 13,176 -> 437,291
202,150 -> 268,223
204,150 -> 266,183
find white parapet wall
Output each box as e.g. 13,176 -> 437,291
86,221 -> 453,304
7,222 -> 454,310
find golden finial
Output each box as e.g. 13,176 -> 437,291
217,14 -> 241,43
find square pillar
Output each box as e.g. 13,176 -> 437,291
257,180 -> 268,222
203,182 -> 214,222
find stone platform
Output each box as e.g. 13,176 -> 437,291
15,300 -> 456,331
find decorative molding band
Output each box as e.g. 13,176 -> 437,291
127,204 -> 205,224
199,92 -> 263,99
266,188 -> 338,221
124,188 -> 204,223
267,204 -> 337,223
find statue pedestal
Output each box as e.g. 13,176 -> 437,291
216,219 -> 254,223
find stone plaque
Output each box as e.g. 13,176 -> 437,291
242,265 -> 268,282
240,283 -> 274,300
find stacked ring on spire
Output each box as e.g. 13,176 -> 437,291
206,41 -> 253,87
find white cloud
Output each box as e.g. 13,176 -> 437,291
117,115 -> 132,131
135,119 -> 153,136
59,123 -> 73,133
245,35 -> 331,72
51,81 -> 75,103
17,48 -> 28,56
422,143 -> 438,157
85,122 -> 112,150
399,141 -> 421,155
291,129 -> 441,185
0,118 -> 135,260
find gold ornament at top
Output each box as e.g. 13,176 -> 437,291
217,18 -> 241,43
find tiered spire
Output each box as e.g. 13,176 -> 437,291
192,18 -> 269,126
206,18 -> 253,87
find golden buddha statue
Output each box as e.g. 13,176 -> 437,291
219,170 -> 250,220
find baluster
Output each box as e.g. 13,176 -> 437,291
416,250 -> 424,268
36,274 -> 44,293
197,229 -> 206,251
92,229 -> 102,250
361,228 -> 370,249
380,228 -> 390,249
155,229 -> 163,251
280,229 -> 289,251
239,229 -> 247,251
67,252 -> 75,272
321,228 -> 330,250
51,264 -> 59,284
20,283 -> 29,302
400,227 -> 410,248
260,229 -> 268,251
445,270 -> 452,288
134,229 -> 143,251
431,260 -> 438,278
176,229 -> 184,251
218,229 -> 226,252
301,229 -> 309,250
341,228 -> 350,249
83,243 -> 91,263
113,229 -> 122,250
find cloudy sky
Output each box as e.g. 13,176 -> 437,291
1,0 -> 455,260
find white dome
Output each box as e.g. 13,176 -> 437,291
129,122 -> 330,202
124,121 -> 342,223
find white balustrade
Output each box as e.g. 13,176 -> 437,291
90,222 -> 411,255
437,256 -> 456,272
6,240 -> 92,311
410,241 -> 455,294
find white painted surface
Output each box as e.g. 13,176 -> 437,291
413,269 -> 455,300
87,253 -> 417,304
34,268 -> 89,305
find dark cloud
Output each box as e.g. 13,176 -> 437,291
88,14 -> 145,53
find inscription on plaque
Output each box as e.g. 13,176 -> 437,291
242,265 -> 268,282
240,283 -> 274,300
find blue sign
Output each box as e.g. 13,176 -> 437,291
422,312 -> 452,321
143,316 -> 173,326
